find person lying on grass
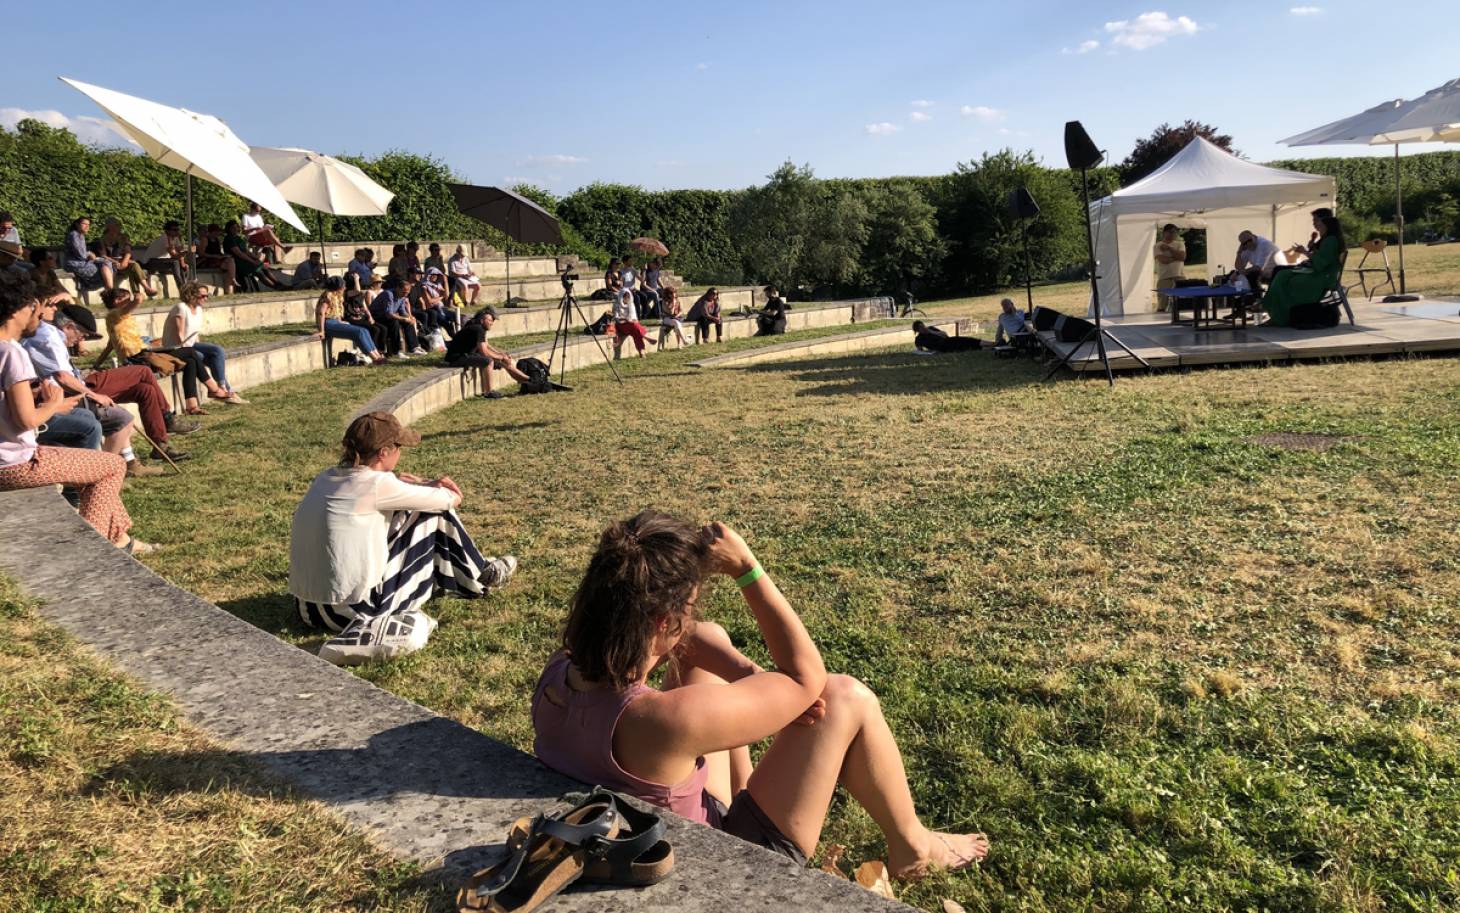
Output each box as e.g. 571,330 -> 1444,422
911,320 -> 989,352
533,510 -> 990,876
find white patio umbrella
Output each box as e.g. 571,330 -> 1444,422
249,146 -> 395,274
60,77 -> 308,279
1281,76 -> 1460,295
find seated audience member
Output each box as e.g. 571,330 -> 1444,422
410,268 -> 454,338
1262,211 -> 1344,328
93,218 -> 158,299
19,248 -> 99,341
685,287 -> 723,343
139,220 -> 188,292
640,257 -> 664,317
93,288 -> 216,420
913,320 -> 986,352
532,512 -> 989,874
63,217 -> 115,293
405,240 -> 422,273
241,201 -> 290,264
0,275 -> 154,552
994,297 -> 1032,347
658,286 -> 688,349
345,249 -> 377,296
195,224 -> 237,294
370,277 -> 425,357
0,211 -> 22,248
603,257 -> 622,291
612,288 -> 648,358
448,245 -> 481,305
164,282 -> 248,405
316,277 -> 385,365
757,286 -> 789,336
423,243 -> 447,276
1233,231 -> 1287,291
0,239 -> 28,279
1154,223 -> 1186,312
293,251 -> 327,289
225,221 -> 286,291
445,306 -> 533,399
386,244 -> 409,280
288,410 -> 517,665
342,276 -> 389,355
620,255 -> 648,314
22,304 -> 163,476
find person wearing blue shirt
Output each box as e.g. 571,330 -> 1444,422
370,279 -> 424,357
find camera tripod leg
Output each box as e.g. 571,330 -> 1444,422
545,291 -> 623,386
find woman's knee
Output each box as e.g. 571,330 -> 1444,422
821,674 -> 879,716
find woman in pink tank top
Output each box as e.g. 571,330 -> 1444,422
532,510 -> 989,876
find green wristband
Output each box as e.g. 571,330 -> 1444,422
735,563 -> 765,588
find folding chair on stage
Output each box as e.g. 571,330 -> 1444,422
1321,248 -> 1356,326
1349,239 -> 1396,300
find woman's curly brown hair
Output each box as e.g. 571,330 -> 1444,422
564,510 -> 709,690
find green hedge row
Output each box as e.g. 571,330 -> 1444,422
0,119 -> 603,263
6,117 -> 1458,298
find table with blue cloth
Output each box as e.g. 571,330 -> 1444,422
1157,284 -> 1260,330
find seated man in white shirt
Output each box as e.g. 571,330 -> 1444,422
994,297 -> 1032,347
140,220 -> 188,291
288,411 -> 518,665
1233,230 -> 1289,291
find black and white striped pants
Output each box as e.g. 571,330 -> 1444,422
295,509 -> 488,633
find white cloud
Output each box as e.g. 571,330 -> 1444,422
864,122 -> 901,136
960,105 -> 1006,122
1062,39 -> 1100,54
1104,11 -> 1199,50
909,111 -> 932,123
1289,5 -> 1322,13
520,154 -> 588,166
0,107 -> 137,147
695,62 -> 710,71
911,99 -> 933,108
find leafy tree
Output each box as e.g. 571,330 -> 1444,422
1119,120 -> 1237,186
857,182 -> 946,296
730,162 -> 868,292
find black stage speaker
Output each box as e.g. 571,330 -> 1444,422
1064,121 -> 1103,170
1031,306 -> 1062,331
1007,187 -> 1040,219
1054,314 -> 1095,343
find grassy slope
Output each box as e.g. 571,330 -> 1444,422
0,578 -> 447,912
11,242 -> 1460,912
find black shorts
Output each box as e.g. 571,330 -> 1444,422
709,790 -> 807,866
446,353 -> 493,368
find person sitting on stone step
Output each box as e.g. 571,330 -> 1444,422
448,245 -> 481,305
444,306 -> 533,399
288,411 -> 517,665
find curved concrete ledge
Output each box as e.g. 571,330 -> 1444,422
690,318 -> 975,369
357,298 -> 891,427
0,485 -> 905,911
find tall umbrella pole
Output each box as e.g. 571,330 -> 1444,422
184,171 -> 195,281
1394,144 -> 1407,294
318,212 -> 328,277
505,240 -> 512,307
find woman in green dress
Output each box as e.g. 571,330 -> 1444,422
1262,212 -> 1344,327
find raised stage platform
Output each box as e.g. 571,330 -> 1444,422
1039,299 -> 1460,372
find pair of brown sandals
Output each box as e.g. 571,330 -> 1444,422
457,788 -> 675,913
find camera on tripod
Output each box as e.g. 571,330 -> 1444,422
561,269 -> 579,289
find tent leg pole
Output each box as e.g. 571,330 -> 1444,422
1394,144 -> 1406,294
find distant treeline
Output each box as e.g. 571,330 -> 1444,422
4,118 -> 1457,297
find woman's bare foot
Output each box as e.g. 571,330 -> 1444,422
889,829 -> 989,881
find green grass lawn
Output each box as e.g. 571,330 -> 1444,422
12,243 -> 1460,912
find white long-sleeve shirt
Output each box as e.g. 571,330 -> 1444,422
288,466 -> 457,605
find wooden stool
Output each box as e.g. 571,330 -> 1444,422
1350,239 -> 1396,300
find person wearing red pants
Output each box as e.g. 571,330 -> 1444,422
611,289 -> 647,359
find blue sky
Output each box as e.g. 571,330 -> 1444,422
5,1 -> 1456,194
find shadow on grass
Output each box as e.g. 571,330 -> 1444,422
216,593 -> 311,638
742,349 -> 1045,396
420,421 -> 555,444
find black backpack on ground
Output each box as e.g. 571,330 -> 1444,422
1289,300 -> 1341,330
584,313 -> 612,336
516,356 -> 553,394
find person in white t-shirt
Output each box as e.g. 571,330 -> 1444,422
1233,231 -> 1289,292
995,297 -> 1032,346
240,201 -> 291,264
288,411 -> 518,665
162,282 -> 247,405
447,245 -> 481,305
140,220 -> 188,290
1154,224 -> 1186,312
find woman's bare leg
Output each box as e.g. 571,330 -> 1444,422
746,674 -> 988,876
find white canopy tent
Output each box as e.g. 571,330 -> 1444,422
1089,137 -> 1336,316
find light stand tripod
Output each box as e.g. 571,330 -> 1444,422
1045,122 -> 1151,386
546,274 -> 623,388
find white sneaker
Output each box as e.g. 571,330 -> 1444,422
480,555 -> 518,591
410,347 -> 429,355
318,609 -> 436,666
